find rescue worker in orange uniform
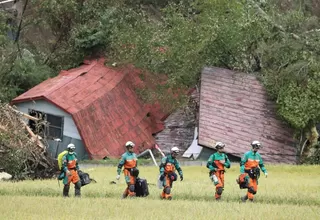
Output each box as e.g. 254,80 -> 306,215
116,141 -> 139,199
240,141 -> 268,202
62,143 -> 81,197
207,142 -> 231,200
159,147 -> 183,200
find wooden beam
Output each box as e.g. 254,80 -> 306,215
21,120 -> 45,149
0,124 -> 7,131
0,0 -> 15,5
8,105 -> 40,121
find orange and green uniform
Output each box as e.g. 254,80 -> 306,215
117,151 -> 138,197
207,152 -> 231,199
240,150 -> 267,200
62,153 -> 81,197
159,154 -> 183,200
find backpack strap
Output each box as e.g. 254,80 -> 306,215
159,156 -> 170,169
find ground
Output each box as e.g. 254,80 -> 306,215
0,164 -> 319,219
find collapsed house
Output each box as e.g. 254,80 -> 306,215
11,59 -> 168,160
197,67 -> 298,163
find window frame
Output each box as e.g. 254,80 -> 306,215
46,113 -> 64,140
28,109 -> 64,140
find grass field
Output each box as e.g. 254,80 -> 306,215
0,164 -> 319,219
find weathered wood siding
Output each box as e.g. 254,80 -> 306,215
154,93 -> 198,156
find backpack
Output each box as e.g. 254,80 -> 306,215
57,151 -> 68,180
135,177 -> 149,197
57,150 -> 68,170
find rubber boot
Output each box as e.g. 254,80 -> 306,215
164,187 -> 172,200
121,188 -> 128,199
241,195 -> 248,203
160,191 -> 165,199
161,190 -> 172,200
63,184 -> 70,197
215,192 -> 222,201
128,184 -> 136,198
75,181 -> 81,197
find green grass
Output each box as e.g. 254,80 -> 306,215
0,165 -> 319,219
80,158 -> 158,165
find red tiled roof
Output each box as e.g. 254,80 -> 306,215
12,59 -> 167,159
199,67 -> 297,163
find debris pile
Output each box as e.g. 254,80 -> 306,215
0,102 -> 56,180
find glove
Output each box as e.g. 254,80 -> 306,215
265,172 -> 268,178
66,170 -> 71,176
159,174 -> 165,181
116,174 -> 120,180
180,175 -> 183,181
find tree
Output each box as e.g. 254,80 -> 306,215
110,0 -> 320,161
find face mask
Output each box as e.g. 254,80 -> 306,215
172,153 -> 178,157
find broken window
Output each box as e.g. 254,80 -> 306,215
28,109 -> 64,139
28,110 -> 45,137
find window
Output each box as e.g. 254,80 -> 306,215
28,109 -> 64,139
46,114 -> 64,139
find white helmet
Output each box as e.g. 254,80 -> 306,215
251,140 -> 261,148
67,143 -> 75,150
125,141 -> 135,148
171,147 -> 180,154
215,142 -> 225,149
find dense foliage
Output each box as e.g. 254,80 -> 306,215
0,0 -> 319,160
